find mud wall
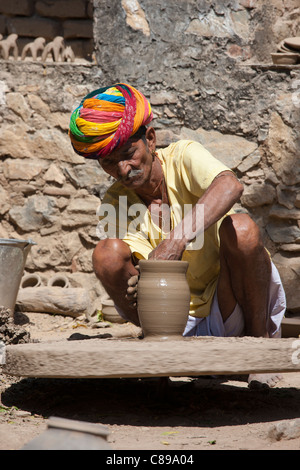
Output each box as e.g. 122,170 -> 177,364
0,0 -> 299,312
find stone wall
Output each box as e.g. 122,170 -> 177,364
0,0 -> 300,313
0,0 -> 93,60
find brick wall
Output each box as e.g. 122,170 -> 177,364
0,0 -> 94,60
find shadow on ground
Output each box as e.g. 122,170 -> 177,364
2,375 -> 300,428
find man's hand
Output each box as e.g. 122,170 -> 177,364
148,237 -> 186,260
125,265 -> 140,308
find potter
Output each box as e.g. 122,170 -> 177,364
69,83 -> 286,390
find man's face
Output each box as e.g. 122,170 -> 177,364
99,128 -> 155,190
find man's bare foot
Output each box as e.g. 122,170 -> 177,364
248,373 -> 283,390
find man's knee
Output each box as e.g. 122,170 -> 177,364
219,213 -> 263,257
92,238 -> 132,280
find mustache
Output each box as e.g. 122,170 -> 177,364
118,168 -> 143,182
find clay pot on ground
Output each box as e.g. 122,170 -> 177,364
271,52 -> 300,65
47,274 -> 70,288
137,260 -> 190,339
21,273 -> 42,289
101,293 -> 125,324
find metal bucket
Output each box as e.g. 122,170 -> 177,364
0,238 -> 36,312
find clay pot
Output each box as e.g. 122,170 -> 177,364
271,52 -> 300,65
47,274 -> 70,288
137,260 -> 190,339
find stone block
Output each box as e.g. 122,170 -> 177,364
272,254 -> 300,313
0,187 -> 10,215
266,222 -> 300,244
64,163 -> 110,191
268,419 -> 300,442
0,0 -> 34,16
0,15 -> 6,35
35,0 -> 87,18
150,91 -> 178,105
27,128 -> 83,163
66,195 -> 100,215
26,236 -> 65,270
27,94 -> 50,119
50,111 -> 70,131
63,20 -> 93,39
269,205 -> 300,220
7,17 -> 61,39
241,183 -> 276,208
185,9 -> 249,39
237,150 -> 261,173
179,127 -> 258,170
6,92 -> 31,121
43,163 -> 66,185
9,195 -> 58,232
61,214 -> 96,229
266,113 -> 300,186
121,0 -> 150,37
3,158 -> 48,180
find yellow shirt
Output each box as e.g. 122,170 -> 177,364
99,140 -> 234,318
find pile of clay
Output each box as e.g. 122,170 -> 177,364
0,306 -> 30,345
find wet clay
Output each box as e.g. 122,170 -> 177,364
137,260 -> 190,339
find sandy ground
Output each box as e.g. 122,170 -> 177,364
0,311 -> 300,451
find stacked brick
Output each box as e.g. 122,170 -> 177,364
0,0 -> 93,60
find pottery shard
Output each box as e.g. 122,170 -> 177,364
179,127 -> 257,170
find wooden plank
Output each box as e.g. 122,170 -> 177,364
2,336 -> 300,379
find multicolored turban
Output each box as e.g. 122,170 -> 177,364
69,83 -> 153,159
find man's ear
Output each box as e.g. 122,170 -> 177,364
145,127 -> 156,152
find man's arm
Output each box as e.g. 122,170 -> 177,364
149,171 -> 243,260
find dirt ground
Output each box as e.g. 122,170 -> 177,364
0,311 -> 300,451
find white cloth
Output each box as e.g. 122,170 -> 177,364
183,261 -> 286,338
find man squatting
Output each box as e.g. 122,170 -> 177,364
69,83 -> 286,389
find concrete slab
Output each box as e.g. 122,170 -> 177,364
2,336 -> 300,379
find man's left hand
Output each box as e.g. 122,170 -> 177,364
148,238 -> 186,260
